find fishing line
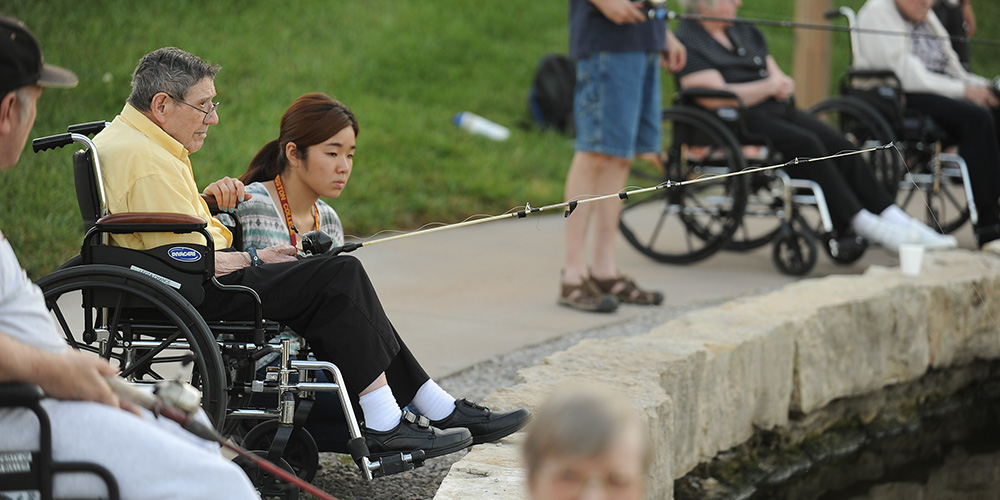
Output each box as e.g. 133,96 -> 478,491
329,145 -> 895,255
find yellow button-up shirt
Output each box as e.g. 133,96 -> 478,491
94,103 -> 233,250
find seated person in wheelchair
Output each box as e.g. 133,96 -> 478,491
672,0 -> 957,253
92,47 -> 530,459
856,0 -> 1000,254
0,17 -> 260,499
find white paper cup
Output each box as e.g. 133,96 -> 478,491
899,243 -> 924,277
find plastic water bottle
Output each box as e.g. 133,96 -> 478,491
453,112 -> 510,141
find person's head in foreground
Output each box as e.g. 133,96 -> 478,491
523,384 -> 653,500
0,14 -> 77,169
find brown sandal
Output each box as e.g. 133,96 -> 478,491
559,277 -> 618,313
591,274 -> 664,306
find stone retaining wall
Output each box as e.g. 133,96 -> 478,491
433,251 -> 1000,500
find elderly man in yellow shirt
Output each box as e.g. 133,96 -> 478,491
93,47 -> 529,459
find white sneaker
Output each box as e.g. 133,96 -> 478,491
983,239 -> 1000,255
859,217 -> 919,253
907,220 -> 958,250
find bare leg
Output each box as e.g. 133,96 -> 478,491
563,151 -> 632,284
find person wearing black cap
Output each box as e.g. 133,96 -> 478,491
0,15 -> 262,499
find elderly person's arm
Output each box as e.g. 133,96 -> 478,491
0,332 -> 122,408
678,55 -> 792,108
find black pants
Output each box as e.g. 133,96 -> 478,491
745,106 -> 894,231
197,253 -> 429,409
906,93 -> 1000,236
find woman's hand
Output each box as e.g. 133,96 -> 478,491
772,73 -> 795,102
203,176 -> 251,213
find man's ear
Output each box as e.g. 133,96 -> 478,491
147,92 -> 172,126
0,92 -> 16,137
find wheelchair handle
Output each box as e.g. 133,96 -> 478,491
67,121 -> 109,137
824,8 -> 844,20
31,133 -> 75,152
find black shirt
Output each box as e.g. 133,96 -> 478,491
674,18 -> 784,113
569,0 -> 666,60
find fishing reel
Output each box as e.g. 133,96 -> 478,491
643,0 -> 669,20
299,230 -> 334,255
991,77 -> 1000,98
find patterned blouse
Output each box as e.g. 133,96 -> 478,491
233,182 -> 345,252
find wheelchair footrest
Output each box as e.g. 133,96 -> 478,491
370,450 -> 426,479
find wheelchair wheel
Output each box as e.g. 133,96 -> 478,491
242,420 -> 320,482
725,171 -> 784,252
771,215 -> 817,276
36,264 -> 227,428
619,106 -> 748,264
808,95 -> 901,197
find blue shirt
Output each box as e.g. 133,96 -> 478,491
569,0 -> 666,60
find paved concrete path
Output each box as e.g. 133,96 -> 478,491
354,212 -> 977,379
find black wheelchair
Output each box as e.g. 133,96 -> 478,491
618,87 -> 889,275
0,383 -> 120,500
29,123 -> 425,499
819,6 -> 977,235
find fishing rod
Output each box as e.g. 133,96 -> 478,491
105,376 -> 341,500
324,144 -> 896,256
643,2 -> 1000,48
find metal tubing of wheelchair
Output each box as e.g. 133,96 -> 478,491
940,152 -> 978,226
788,179 -> 835,234
289,359 -> 376,480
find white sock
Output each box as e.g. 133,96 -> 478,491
850,209 -> 880,238
410,380 -> 457,421
358,385 -> 402,432
880,205 -> 914,228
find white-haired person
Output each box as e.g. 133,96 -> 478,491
856,0 -> 1000,254
523,384 -> 652,500
672,0 -> 959,254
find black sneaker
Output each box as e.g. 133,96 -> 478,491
364,410 -> 473,459
430,399 -> 531,444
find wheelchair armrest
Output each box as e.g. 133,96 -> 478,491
0,383 -> 45,407
94,212 -> 207,234
201,193 -> 220,213
675,87 -> 743,107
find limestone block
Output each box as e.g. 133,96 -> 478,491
434,440 -> 528,500
791,283 -> 930,413
649,305 -> 794,475
481,336 -> 677,500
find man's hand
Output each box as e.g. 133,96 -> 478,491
203,176 -> 251,212
591,0 -> 647,25
35,350 -> 133,411
663,31 -> 687,73
258,244 -> 298,264
962,0 -> 976,36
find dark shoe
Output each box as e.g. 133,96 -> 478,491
591,274 -> 664,306
559,276 -> 618,313
430,399 -> 531,444
364,410 -> 473,459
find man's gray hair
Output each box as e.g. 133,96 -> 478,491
14,87 -> 33,123
127,47 -> 220,112
679,0 -> 716,13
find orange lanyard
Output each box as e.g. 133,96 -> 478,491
274,174 -> 318,246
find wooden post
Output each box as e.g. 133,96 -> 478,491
792,0 -> 833,108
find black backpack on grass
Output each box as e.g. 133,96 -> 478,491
527,54 -> 576,136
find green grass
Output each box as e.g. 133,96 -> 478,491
3,0 -> 998,278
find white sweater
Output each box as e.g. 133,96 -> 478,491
855,0 -> 987,99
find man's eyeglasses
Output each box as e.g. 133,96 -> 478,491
167,94 -> 220,123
